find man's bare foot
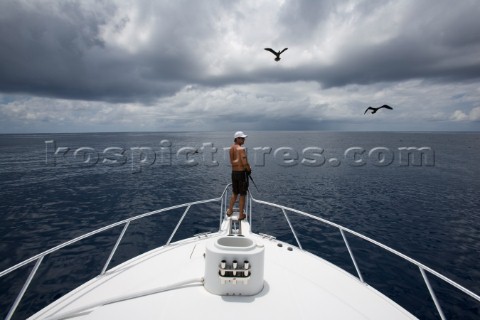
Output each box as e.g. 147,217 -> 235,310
238,212 -> 247,221
226,209 -> 233,217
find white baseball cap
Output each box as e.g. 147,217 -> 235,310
234,131 -> 248,139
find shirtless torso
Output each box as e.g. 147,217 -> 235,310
230,143 -> 250,172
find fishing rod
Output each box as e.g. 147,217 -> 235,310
247,172 -> 259,192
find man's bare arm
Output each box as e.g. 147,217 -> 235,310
239,148 -> 251,172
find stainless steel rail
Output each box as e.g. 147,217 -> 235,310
1,185 -> 478,320
0,184 -> 232,320
249,195 -> 480,320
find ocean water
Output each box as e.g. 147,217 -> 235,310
0,131 -> 479,319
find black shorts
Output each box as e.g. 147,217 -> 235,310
232,171 -> 249,195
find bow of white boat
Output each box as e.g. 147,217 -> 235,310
30,216 -> 416,320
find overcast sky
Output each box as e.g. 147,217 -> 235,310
1,0 -> 480,133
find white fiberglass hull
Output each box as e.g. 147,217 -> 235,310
30,220 -> 416,320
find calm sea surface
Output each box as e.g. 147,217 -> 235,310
0,131 -> 479,319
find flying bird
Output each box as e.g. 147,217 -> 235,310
364,105 -> 393,114
265,48 -> 288,61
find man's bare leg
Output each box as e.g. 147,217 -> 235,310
238,195 -> 246,220
227,193 -> 237,216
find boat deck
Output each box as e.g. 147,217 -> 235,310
30,220 -> 416,320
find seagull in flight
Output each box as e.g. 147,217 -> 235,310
265,48 -> 288,61
364,104 -> 393,114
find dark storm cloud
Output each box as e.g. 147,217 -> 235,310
0,0 -> 213,102
0,1 -> 115,98
315,38 -> 480,88
208,0 -> 480,88
1,0 -> 480,104
192,0 -> 480,93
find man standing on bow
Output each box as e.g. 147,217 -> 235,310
226,131 -> 251,220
